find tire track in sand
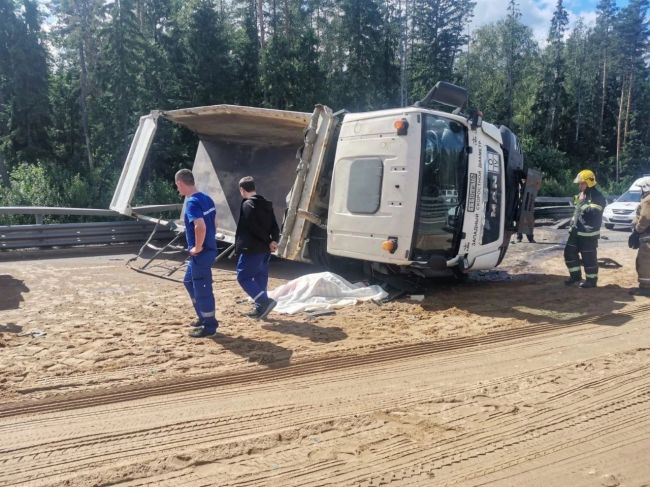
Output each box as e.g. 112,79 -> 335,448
2,302 -> 648,420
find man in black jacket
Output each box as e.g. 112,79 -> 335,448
235,176 -> 280,319
564,169 -> 607,288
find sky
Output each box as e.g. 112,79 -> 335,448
470,0 -> 631,44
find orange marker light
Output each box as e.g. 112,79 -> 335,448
382,238 -> 398,253
394,118 -> 408,135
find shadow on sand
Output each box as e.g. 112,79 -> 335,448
210,333 -> 293,368
0,275 -> 30,313
420,272 -> 638,328
262,318 -> 348,343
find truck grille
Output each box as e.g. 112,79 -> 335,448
612,209 -> 634,215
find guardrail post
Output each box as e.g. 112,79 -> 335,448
35,215 -> 43,225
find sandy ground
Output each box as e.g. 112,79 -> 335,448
1,227 -> 649,486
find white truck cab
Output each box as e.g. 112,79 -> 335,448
317,104 -> 536,276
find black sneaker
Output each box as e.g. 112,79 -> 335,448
189,326 -> 218,338
187,320 -> 202,328
243,307 -> 261,318
256,299 -> 277,320
579,279 -> 597,289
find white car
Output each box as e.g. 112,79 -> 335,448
602,189 -> 642,229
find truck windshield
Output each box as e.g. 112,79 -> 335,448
412,114 -> 467,259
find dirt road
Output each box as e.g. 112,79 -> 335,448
1,228 -> 649,485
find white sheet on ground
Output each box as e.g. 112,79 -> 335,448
267,272 -> 388,314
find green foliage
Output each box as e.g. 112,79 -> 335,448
1,163 -> 61,207
2,0 -> 650,218
409,0 -> 475,102
133,176 -> 179,205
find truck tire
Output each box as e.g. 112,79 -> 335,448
604,223 -> 614,230
308,229 -> 361,275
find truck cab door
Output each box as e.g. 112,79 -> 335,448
326,112 -> 421,265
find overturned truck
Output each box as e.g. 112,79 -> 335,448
111,82 -> 540,278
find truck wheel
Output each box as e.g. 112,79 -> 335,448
308,230 -> 362,275
604,224 -> 614,230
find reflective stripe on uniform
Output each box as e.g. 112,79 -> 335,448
577,231 -> 600,237
567,266 -> 581,272
585,273 -> 598,278
203,207 -> 216,216
583,203 -> 603,211
200,311 -> 216,317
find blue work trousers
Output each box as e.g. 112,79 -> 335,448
237,253 -> 271,311
183,250 -> 218,331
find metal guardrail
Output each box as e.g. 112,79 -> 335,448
533,196 -> 575,220
534,196 -> 573,207
0,220 -> 177,250
0,204 -> 182,224
0,205 -> 183,250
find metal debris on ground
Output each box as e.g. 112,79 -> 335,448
598,257 -> 622,269
305,310 -> 337,318
18,329 -> 47,338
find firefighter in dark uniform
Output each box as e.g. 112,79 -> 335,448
564,169 -> 607,288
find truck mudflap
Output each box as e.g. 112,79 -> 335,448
277,105 -> 338,262
494,167 -> 542,266
517,169 -> 542,236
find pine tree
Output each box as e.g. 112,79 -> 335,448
2,0 -> 52,165
51,0 -> 104,170
593,0 -> 617,163
259,0 -> 322,110
233,0 -> 261,106
183,0 -> 234,106
613,0 -> 649,180
531,0 -> 568,148
0,0 -> 17,183
96,0 -> 147,165
332,0 -> 399,111
408,0 -> 475,102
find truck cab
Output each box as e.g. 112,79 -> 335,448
321,109 -> 535,276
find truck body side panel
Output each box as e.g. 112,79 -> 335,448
278,106 -> 338,262
165,105 -> 310,244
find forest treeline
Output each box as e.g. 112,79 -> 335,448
0,0 -> 648,220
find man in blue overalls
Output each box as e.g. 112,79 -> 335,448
175,169 -> 219,337
235,176 -> 280,320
